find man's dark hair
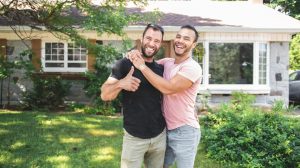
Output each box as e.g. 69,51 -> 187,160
142,23 -> 164,40
181,25 -> 199,42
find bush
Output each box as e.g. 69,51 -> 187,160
202,92 -> 300,168
21,76 -> 70,111
83,102 -> 116,116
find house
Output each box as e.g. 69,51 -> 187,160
0,0 -> 300,106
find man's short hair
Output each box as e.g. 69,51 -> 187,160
142,23 -> 164,40
181,25 -> 199,42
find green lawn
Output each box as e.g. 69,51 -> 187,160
0,110 -> 221,168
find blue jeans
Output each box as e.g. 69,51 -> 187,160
164,125 -> 201,168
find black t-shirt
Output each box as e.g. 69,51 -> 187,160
111,58 -> 165,139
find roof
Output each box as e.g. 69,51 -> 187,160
1,0 -> 300,33
126,0 -> 300,33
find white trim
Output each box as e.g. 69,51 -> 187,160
203,41 -> 209,86
266,42 -> 270,86
199,85 -> 270,94
125,26 -> 300,33
253,42 -> 259,85
1,25 -> 299,33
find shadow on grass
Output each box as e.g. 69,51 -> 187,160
0,111 -> 123,168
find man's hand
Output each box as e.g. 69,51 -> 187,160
127,50 -> 146,71
119,66 -> 141,92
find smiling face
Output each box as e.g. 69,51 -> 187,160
141,27 -> 163,58
173,28 -> 197,57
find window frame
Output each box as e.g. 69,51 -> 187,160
41,41 -> 88,73
198,41 -> 270,94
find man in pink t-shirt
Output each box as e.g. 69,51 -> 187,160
128,25 -> 202,168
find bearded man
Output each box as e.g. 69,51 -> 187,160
101,24 -> 166,168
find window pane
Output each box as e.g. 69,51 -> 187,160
209,43 -> 253,84
45,48 -> 51,54
193,43 -> 204,65
289,72 -> 298,81
74,55 -> 80,60
58,43 -> 64,48
45,63 -> 64,67
45,43 -> 51,49
52,49 -> 57,54
52,43 -> 58,48
59,55 -> 64,60
68,63 -> 86,67
45,55 -> 51,60
68,55 -> 73,60
58,49 -> 64,55
259,43 -> 267,84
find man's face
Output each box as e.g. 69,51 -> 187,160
173,28 -> 196,57
141,28 -> 163,58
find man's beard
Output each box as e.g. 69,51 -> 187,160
174,44 -> 192,57
141,45 -> 159,58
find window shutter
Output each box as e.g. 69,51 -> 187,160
0,39 -> 7,58
31,39 -> 42,71
88,39 -> 96,72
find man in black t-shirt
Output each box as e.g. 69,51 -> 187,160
101,24 -> 166,168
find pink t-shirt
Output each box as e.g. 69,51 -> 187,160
158,57 -> 202,130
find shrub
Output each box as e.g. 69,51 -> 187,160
83,102 -> 116,116
202,92 -> 300,168
21,76 -> 70,111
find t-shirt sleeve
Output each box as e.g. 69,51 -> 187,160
156,58 -> 172,65
177,62 -> 202,83
110,58 -> 130,80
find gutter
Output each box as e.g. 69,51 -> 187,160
1,25 -> 300,34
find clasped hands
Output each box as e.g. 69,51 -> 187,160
126,49 -> 146,70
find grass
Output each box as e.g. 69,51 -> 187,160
0,110 -> 221,168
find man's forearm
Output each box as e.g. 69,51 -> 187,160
140,66 -> 175,95
100,82 -> 122,101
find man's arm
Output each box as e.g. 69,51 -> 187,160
138,65 -> 192,95
128,54 -> 192,95
100,66 -> 140,101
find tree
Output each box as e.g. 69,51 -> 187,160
290,34 -> 300,70
266,0 -> 300,70
0,0 -> 159,112
267,0 -> 300,20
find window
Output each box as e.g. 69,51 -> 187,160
42,42 -> 88,72
289,71 -> 300,81
199,42 -> 269,94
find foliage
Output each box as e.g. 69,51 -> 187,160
193,43 -> 205,63
266,0 -> 300,70
202,92 -> 300,168
0,56 -> 14,80
83,103 -> 116,116
0,55 -> 14,106
197,90 -> 212,112
0,0 -> 162,112
267,0 -> 300,20
21,76 -> 71,111
0,50 -> 35,107
272,99 -> 300,113
290,34 -> 300,70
